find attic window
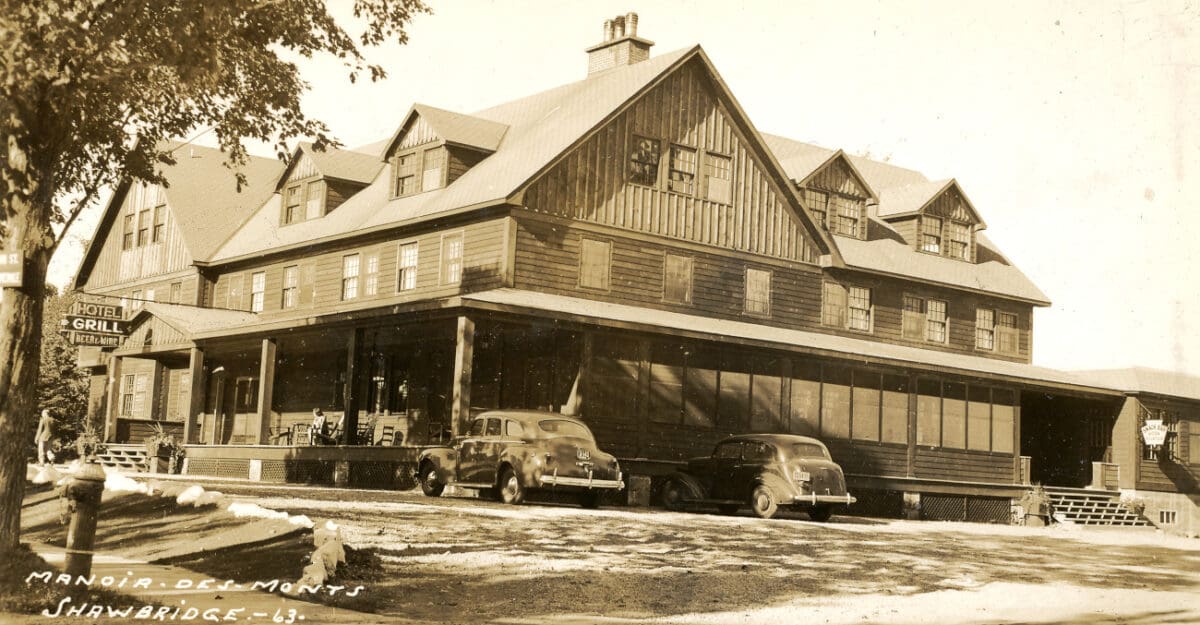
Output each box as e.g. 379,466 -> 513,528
394,153 -> 418,197
667,145 -> 697,195
947,221 -> 971,261
920,216 -> 943,253
828,195 -> 864,238
422,148 -> 445,191
703,153 -> 732,204
282,180 -> 325,225
629,135 -> 661,186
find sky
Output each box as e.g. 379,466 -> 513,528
49,0 -> 1200,376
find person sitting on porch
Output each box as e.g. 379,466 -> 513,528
310,408 -> 344,445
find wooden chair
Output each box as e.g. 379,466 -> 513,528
290,422 -> 312,446
268,426 -> 293,446
313,413 -> 344,445
357,414 -> 378,445
377,425 -> 395,446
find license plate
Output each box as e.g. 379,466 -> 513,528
793,470 -> 811,482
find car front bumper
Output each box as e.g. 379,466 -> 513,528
538,469 -> 625,490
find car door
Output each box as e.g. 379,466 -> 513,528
733,441 -> 774,500
456,418 -> 487,483
472,417 -> 505,485
709,441 -> 743,500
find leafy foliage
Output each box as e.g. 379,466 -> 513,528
35,287 -> 89,450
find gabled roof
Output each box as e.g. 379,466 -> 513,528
211,46 -> 840,264
381,103 -> 510,156
760,134 -> 877,201
846,154 -> 928,191
275,143 -> 382,189
74,142 -> 284,286
876,178 -> 987,228
133,302 -> 261,337
1076,367 -> 1200,402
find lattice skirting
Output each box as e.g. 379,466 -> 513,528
184,458 -> 251,479
921,494 -> 1012,523
841,488 -> 905,519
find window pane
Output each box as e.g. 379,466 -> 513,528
422,148 -> 444,191
630,135 -> 660,186
442,234 -> 463,284
942,382 -> 967,449
992,400 -> 1014,454
579,239 -> 611,290
717,355 -> 751,431
745,268 -> 771,315
967,385 -> 991,451
976,309 -> 995,350
704,153 -> 732,203
589,337 -> 640,419
648,344 -> 684,423
921,216 -> 943,253
917,378 -> 941,446
902,295 -> 924,340
305,180 -> 324,220
847,286 -> 872,331
668,145 -> 697,194
789,361 -> 821,436
342,254 -> 359,300
881,374 -> 909,444
823,282 -> 847,327
485,418 -> 501,436
948,221 -> 971,260
365,254 -> 379,296
664,254 -> 693,303
851,371 -> 881,442
683,349 -> 719,428
829,195 -> 863,238
805,189 -> 829,227
399,242 -> 419,290
282,266 -> 298,308
927,300 -> 947,343
749,359 -> 783,433
821,367 -> 851,439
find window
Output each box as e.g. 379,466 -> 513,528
441,232 -> 463,285
1160,510 -> 1178,525
398,242 -> 418,290
505,420 -> 525,437
881,375 -> 909,444
282,266 -> 298,308
152,204 -> 166,243
847,286 -> 872,332
305,180 -> 324,220
926,299 -> 948,343
235,377 -> 258,413
663,254 -> 693,304
902,296 -> 924,340
122,214 -> 134,250
144,288 -> 155,303
1190,423 -> 1200,465
851,371 -> 881,442
667,145 -> 697,195
921,216 -> 943,253
342,254 -> 360,300
948,221 -> 971,260
942,382 -> 967,449
1142,407 -> 1179,461
137,208 -> 150,246
120,374 -> 136,416
744,268 -> 771,316
805,189 -> 829,228
822,281 -> 847,327
828,195 -> 863,238
284,184 -> 302,224
976,308 -> 996,350
579,238 -> 611,290
704,153 -> 732,203
364,253 -> 379,296
629,135 -> 661,186
131,290 -> 143,311
997,312 -> 1019,354
393,153 -> 418,197
249,272 -> 265,312
422,148 -> 444,191
169,282 -> 181,304
130,373 -> 148,418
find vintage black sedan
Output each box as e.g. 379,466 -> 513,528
661,434 -> 855,521
416,410 -> 624,508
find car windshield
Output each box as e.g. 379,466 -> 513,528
790,442 -> 829,459
538,419 -> 593,440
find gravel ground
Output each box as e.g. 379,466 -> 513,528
190,483 -> 1200,625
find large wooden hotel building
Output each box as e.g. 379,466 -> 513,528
73,15 -> 1199,532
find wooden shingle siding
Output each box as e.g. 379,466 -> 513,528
522,60 -> 818,264
447,146 -> 489,185
326,180 -> 363,213
914,447 -> 1014,483
395,116 -> 440,152
84,184 -> 193,288
209,217 -> 509,316
514,214 -> 1031,361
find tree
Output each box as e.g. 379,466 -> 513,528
35,287 -> 90,455
0,0 -> 429,555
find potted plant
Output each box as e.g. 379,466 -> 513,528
144,423 -> 185,474
74,422 -> 106,463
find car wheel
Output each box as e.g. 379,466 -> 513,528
418,463 -> 444,497
808,505 -> 833,522
578,491 -> 601,509
716,504 -> 740,515
499,466 -> 526,505
661,479 -> 689,512
749,484 -> 778,519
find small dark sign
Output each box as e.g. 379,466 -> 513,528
64,332 -> 121,347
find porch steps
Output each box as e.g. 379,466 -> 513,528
97,444 -> 149,472
1045,487 -> 1151,527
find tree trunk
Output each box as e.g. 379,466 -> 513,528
0,185 -> 53,554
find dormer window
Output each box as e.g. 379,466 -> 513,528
802,188 -> 866,240
422,148 -> 444,191
920,216 -> 943,253
390,146 -> 447,198
919,215 -> 977,261
947,221 -> 971,261
282,180 -> 325,225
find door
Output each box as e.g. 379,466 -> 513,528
709,441 -> 743,500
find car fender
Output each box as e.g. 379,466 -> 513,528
754,472 -> 798,502
497,444 -> 539,487
417,447 -> 457,484
664,471 -> 707,501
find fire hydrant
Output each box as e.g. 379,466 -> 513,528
64,462 -> 106,578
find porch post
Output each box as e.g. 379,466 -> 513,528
343,329 -> 363,445
1012,387 -> 1023,483
906,373 -> 919,478
450,315 -> 475,438
255,339 -> 277,444
104,356 -> 123,442
183,347 -> 205,444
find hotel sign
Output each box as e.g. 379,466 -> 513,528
1141,419 -> 1168,446
61,301 -> 129,347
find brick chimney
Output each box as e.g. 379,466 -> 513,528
586,12 -> 654,76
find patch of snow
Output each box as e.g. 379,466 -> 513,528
30,465 -> 63,484
226,501 -> 314,528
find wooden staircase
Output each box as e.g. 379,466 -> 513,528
97,444 -> 149,472
1045,487 -> 1151,527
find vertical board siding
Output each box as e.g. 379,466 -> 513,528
394,116 -> 440,152
286,154 -> 320,182
808,158 -> 870,198
85,183 -> 193,288
914,447 -> 1014,483
522,61 -> 818,265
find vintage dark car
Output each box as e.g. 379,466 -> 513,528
416,410 -> 624,508
660,434 -> 855,521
